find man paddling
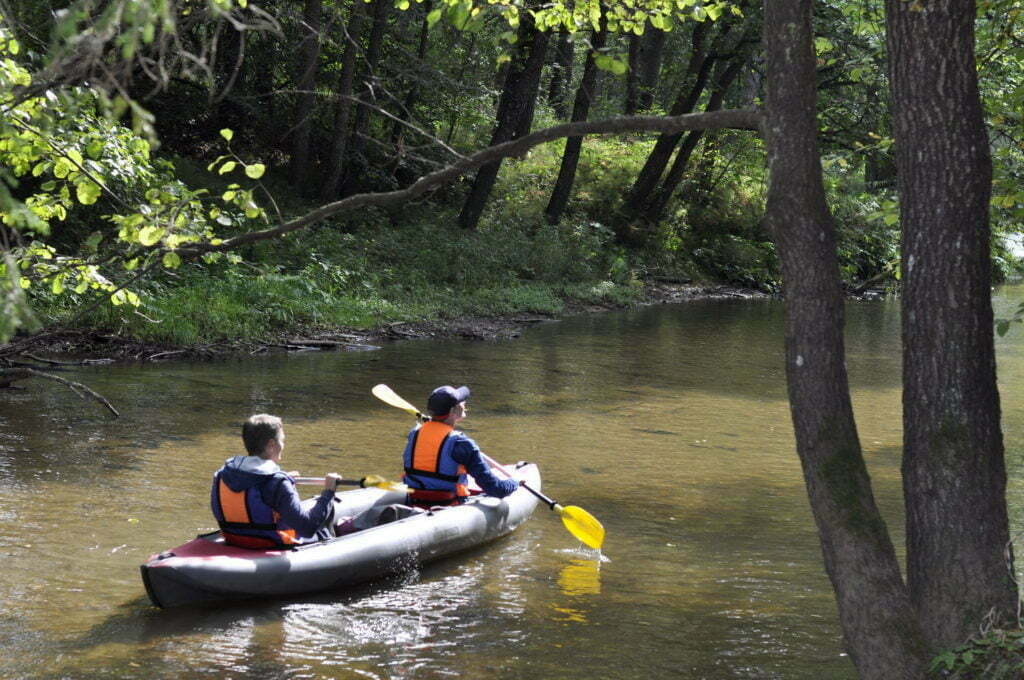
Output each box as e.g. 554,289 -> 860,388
211,414 -> 342,548
402,385 -> 519,508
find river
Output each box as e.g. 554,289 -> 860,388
2,286 -> 1024,679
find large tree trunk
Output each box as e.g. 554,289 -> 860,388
622,20 -> 717,215
320,0 -> 368,200
886,0 -> 1017,652
762,0 -> 928,677
289,0 -> 323,188
342,0 -> 391,195
544,18 -> 607,224
457,11 -> 549,230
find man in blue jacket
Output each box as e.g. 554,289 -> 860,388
402,385 -> 519,507
211,414 -> 341,549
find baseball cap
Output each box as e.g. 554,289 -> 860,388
427,385 -> 470,416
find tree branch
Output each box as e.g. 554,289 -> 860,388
0,367 -> 120,417
178,108 -> 762,254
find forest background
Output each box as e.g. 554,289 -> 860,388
4,0 -> 1021,350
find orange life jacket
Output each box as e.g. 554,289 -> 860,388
212,475 -> 299,549
402,421 -> 469,506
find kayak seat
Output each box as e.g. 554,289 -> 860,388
333,504 -> 425,536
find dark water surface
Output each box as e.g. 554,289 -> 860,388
4,288 -> 1024,679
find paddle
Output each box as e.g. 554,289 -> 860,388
293,475 -> 408,493
370,383 -> 606,550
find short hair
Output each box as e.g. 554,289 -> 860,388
242,414 -> 284,457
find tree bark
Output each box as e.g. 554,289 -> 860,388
320,0 -> 368,201
544,18 -> 608,224
548,30 -> 574,120
342,0 -> 391,196
289,0 -> 323,188
762,0 -> 928,677
886,0 -> 1017,651
457,10 -> 549,230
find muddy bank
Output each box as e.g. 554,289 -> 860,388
1,283 -> 767,365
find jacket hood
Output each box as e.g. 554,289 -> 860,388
218,455 -> 283,491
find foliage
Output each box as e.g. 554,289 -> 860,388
930,629 -> 1024,679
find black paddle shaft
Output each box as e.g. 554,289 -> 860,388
521,482 -> 558,510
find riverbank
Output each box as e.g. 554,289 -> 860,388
4,282 -> 767,364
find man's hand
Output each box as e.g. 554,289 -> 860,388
324,473 -> 342,490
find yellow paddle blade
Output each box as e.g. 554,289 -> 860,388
557,505 -> 605,550
361,474 -> 408,493
371,384 -> 423,418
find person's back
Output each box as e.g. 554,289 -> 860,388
212,414 -> 342,549
402,385 -> 518,508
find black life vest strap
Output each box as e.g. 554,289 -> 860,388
218,520 -> 278,531
404,466 -> 461,483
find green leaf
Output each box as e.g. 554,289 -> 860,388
426,8 -> 442,27
138,226 -> 165,246
76,180 -> 102,205
219,161 -> 237,175
163,251 -> 182,268
244,163 -> 266,179
220,128 -> 234,142
51,275 -> 64,295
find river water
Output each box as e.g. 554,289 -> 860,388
3,287 -> 1024,679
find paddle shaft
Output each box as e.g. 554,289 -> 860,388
293,477 -> 364,487
478,452 -> 558,511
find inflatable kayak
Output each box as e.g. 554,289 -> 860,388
140,462 -> 539,608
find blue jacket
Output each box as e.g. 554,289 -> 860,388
211,455 -> 335,547
403,424 -> 518,500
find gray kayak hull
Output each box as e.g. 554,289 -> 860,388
141,462 -> 540,607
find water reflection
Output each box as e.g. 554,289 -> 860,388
558,558 -> 602,597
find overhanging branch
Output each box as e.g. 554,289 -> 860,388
179,108 -> 762,254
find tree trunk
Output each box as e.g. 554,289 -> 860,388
886,0 -> 1017,652
637,25 -> 666,111
544,18 -> 608,224
289,0 -> 323,188
624,33 -> 640,115
320,0 -> 368,201
548,30 -> 574,120
644,53 -> 747,221
457,11 -> 549,230
389,1 -> 432,163
762,0 -> 929,677
622,20 -> 717,214
342,0 -> 391,195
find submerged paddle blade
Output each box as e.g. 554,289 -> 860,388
558,505 -> 605,550
371,384 -> 423,418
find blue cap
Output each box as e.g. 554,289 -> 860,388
427,385 -> 470,416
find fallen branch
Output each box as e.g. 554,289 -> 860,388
0,368 -> 119,417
